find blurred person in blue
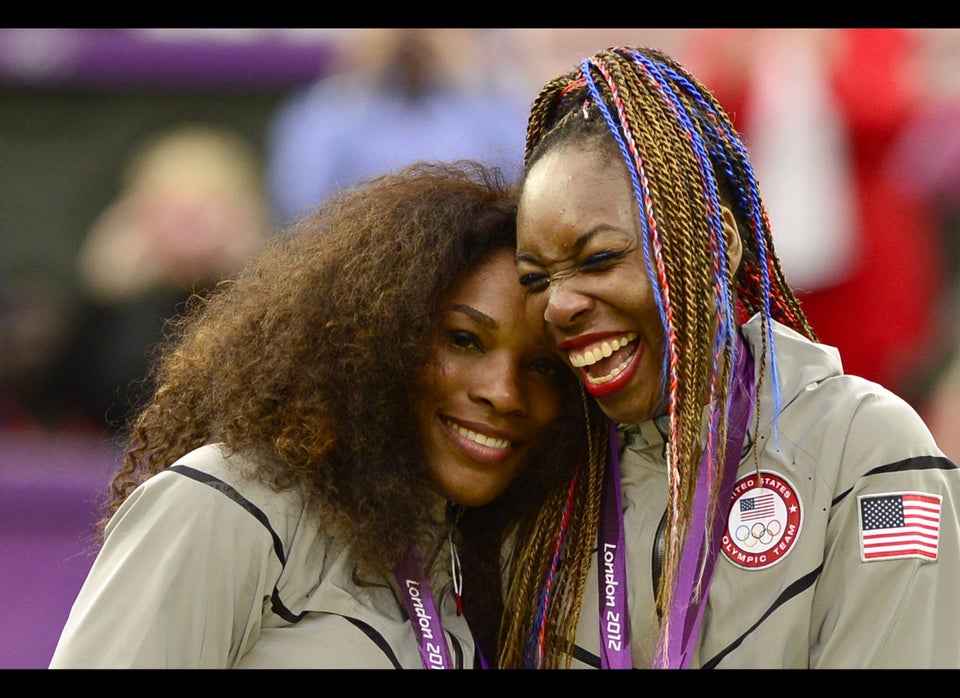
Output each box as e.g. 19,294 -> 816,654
265,28 -> 528,227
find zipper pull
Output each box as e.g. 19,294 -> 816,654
449,531 -> 463,616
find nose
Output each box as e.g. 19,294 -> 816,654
469,360 -> 527,415
542,277 -> 592,329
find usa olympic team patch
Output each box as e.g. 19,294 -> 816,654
722,471 -> 802,570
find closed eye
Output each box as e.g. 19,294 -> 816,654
519,271 -> 549,291
519,250 -> 626,293
581,250 -> 624,270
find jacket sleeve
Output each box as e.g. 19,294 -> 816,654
810,388 -> 960,668
48,466 -> 279,668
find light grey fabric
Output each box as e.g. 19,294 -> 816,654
570,316 -> 960,668
49,444 -> 477,668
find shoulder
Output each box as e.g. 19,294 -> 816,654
791,372 -> 939,453
125,444 -> 310,550
745,317 -> 942,455
763,367 -> 956,513
746,323 -> 954,492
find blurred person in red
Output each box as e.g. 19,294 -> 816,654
683,28 -> 944,403
884,29 -> 960,462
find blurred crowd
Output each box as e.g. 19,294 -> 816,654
2,27 -> 960,461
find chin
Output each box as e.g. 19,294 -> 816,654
448,492 -> 496,509
596,390 -> 658,425
444,481 -> 510,509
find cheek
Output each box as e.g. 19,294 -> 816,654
616,267 -> 663,333
634,291 -> 664,339
414,355 -> 450,419
421,344 -> 457,391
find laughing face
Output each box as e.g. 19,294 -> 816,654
417,248 -> 568,507
516,145 -> 667,425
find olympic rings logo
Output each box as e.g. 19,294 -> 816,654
734,519 -> 782,547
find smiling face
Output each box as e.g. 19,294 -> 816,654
516,145 -> 668,425
417,248 -> 568,507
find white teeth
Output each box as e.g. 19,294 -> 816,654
585,355 -> 634,386
570,333 -> 637,368
447,421 -> 510,450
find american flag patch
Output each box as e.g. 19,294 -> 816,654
739,492 -> 776,521
858,492 -> 942,562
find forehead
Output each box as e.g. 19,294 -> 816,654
517,145 -> 636,246
447,248 -> 522,306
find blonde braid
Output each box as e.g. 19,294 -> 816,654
595,50 -> 732,632
499,387 -> 607,668
503,79 -> 606,665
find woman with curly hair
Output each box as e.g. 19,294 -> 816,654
49,160 -> 585,668
499,45 -> 960,669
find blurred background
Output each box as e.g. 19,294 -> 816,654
2,27 -> 959,668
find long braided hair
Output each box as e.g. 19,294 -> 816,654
499,46 -> 816,668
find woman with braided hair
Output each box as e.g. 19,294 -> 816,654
500,45 -> 960,668
49,160 -> 585,668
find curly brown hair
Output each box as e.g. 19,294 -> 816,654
100,160 -> 586,608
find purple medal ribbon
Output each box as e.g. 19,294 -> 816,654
395,546 -> 454,669
598,420 -> 632,668
395,545 -> 489,669
655,334 -> 755,669
599,334 -> 755,669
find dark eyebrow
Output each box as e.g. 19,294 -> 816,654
448,304 -> 496,329
515,227 -> 607,265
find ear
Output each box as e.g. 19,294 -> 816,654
721,206 -> 743,274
